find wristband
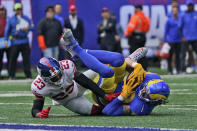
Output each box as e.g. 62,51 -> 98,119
131,62 -> 137,68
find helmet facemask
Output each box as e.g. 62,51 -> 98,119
139,80 -> 169,106
38,66 -> 64,86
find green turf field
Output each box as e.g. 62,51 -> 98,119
0,75 -> 197,130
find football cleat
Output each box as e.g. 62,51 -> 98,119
128,47 -> 148,62
60,29 -> 78,51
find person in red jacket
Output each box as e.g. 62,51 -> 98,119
125,5 -> 150,69
0,5 -> 9,78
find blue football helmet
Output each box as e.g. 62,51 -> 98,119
37,57 -> 63,86
139,79 -> 170,106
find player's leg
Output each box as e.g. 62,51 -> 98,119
87,50 -> 124,67
60,29 -> 114,78
102,97 -> 124,116
63,96 -> 102,115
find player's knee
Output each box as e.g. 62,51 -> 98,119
111,53 -> 124,67
100,67 -> 114,78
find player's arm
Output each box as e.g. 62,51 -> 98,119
74,71 -> 119,102
31,95 -> 51,119
31,96 -> 45,117
125,57 -> 146,85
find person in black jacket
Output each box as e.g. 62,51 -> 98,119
64,5 -> 84,69
37,6 -> 62,60
64,5 -> 84,46
97,8 -> 117,52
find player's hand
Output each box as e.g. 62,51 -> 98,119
120,76 -> 138,99
130,63 -> 146,85
38,106 -> 51,118
105,92 -> 121,102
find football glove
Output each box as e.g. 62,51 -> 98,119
129,63 -> 146,85
120,76 -> 139,100
38,106 -> 51,118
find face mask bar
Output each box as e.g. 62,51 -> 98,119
138,80 -> 168,106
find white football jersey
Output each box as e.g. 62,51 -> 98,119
31,60 -> 79,104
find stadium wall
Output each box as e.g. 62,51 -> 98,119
0,0 -> 195,65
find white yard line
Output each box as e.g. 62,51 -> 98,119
171,93 -> 197,94
162,105 -> 197,107
0,103 -> 52,106
0,79 -> 33,83
168,83 -> 197,86
161,74 -> 197,78
0,93 -> 33,97
168,107 -> 197,111
170,89 -> 189,91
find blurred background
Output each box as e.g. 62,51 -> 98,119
0,0 -> 197,79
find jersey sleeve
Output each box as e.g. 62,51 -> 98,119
59,60 -> 77,79
31,77 -> 46,98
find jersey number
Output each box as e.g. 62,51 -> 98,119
33,78 -> 45,90
52,83 -> 74,100
60,60 -> 69,69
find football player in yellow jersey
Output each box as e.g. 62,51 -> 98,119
61,29 -> 170,116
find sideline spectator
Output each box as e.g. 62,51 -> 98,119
110,12 -> 123,53
97,8 -> 116,52
4,3 -> 34,79
179,0 -> 197,73
54,4 -> 65,60
54,4 -> 64,28
64,5 -> 84,46
125,5 -> 150,69
0,5 -> 10,78
168,0 -> 182,17
64,5 -> 84,69
37,6 -> 62,60
164,7 -> 181,74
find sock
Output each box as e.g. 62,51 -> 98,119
91,104 -> 103,115
102,98 -> 123,116
87,50 -> 124,67
73,45 -> 114,78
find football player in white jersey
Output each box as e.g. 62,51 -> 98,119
31,57 -> 122,118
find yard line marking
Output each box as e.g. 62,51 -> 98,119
171,93 -> 197,94
171,89 -> 189,91
162,105 -> 197,107
0,91 -> 31,93
0,117 -> 6,120
168,83 -> 197,86
0,103 -> 52,106
0,93 -> 33,97
168,107 -> 197,111
162,74 -> 197,78
0,79 -> 33,83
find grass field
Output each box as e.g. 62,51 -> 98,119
0,74 -> 197,130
